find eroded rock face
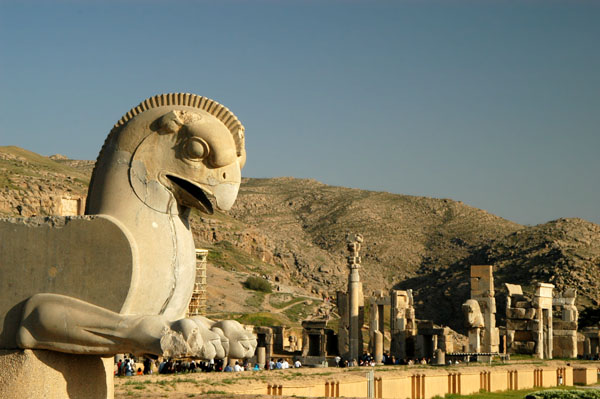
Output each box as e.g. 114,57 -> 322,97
1,94 -> 256,360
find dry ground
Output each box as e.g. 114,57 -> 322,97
114,359 -> 598,398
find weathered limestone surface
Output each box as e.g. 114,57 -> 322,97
463,298 -> 484,353
0,215 -> 133,348
337,233 -> 364,360
534,283 -> 554,359
581,327 -> 600,358
0,350 -> 113,399
0,94 -> 257,397
465,265 -> 499,353
506,308 -> 536,319
505,282 -> 568,359
301,319 -> 332,365
390,289 -> 415,359
552,289 -> 578,358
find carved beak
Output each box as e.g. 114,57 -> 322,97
166,175 -> 215,214
166,174 -> 240,214
166,159 -> 241,214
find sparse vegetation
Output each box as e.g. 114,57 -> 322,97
243,276 -> 272,293
234,312 -> 284,326
525,391 -> 600,399
442,386 -> 575,399
244,291 -> 266,308
282,302 -> 314,322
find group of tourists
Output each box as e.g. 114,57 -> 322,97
115,357 -> 153,376
115,356 -> 303,376
333,352 -> 435,368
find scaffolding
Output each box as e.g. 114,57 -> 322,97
187,249 -> 208,316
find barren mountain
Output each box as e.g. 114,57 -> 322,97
1,146 -> 599,333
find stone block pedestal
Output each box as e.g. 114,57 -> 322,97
0,349 -> 113,399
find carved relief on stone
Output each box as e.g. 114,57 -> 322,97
463,299 -> 485,329
1,93 -> 256,360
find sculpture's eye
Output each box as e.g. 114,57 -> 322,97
185,138 -> 209,161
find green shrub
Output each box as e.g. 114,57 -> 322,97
526,390 -> 600,399
243,276 -> 272,293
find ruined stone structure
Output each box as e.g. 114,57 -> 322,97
59,195 -> 86,216
337,233 -> 365,361
535,283 -> 555,359
462,298 -> 485,352
255,326 -> 275,363
0,94 -> 256,398
187,249 -> 208,317
552,288 -> 578,358
301,319 -> 336,364
505,282 -> 556,359
255,326 -> 302,364
413,321 -> 454,359
369,291 -> 388,363
366,288 -> 452,362
466,265 -> 499,353
389,289 -> 416,359
581,327 -> 600,358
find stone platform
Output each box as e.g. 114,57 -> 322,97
0,349 -> 113,399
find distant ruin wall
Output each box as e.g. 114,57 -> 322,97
247,364 -> 588,399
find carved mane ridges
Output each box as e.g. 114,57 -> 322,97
111,92 -> 244,148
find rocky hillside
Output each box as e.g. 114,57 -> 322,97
396,218 -> 600,330
1,146 -> 599,333
0,147 -> 91,216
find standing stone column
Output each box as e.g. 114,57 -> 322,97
336,291 -> 350,356
374,331 -> 383,364
470,265 -> 499,353
390,290 -> 414,360
347,233 -> 364,362
369,298 -> 379,354
257,347 -> 266,369
462,299 -> 484,353
555,289 -> 578,358
534,283 -> 554,359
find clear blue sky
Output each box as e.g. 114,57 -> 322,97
1,0 -> 598,225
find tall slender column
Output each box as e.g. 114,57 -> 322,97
347,233 -> 363,361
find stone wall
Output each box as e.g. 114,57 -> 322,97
505,283 -> 537,354
552,289 -> 578,358
505,283 -> 577,359
250,363 -> 587,399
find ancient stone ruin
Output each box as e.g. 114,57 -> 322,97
581,326 -> 600,358
336,233 -> 365,361
254,325 -> 302,367
504,282 -> 578,359
465,265 -> 500,354
0,93 -> 256,398
389,289 -> 416,359
505,282 -> 556,359
370,289 -> 453,362
336,234 -> 455,363
553,288 -> 578,358
301,319 -> 337,364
